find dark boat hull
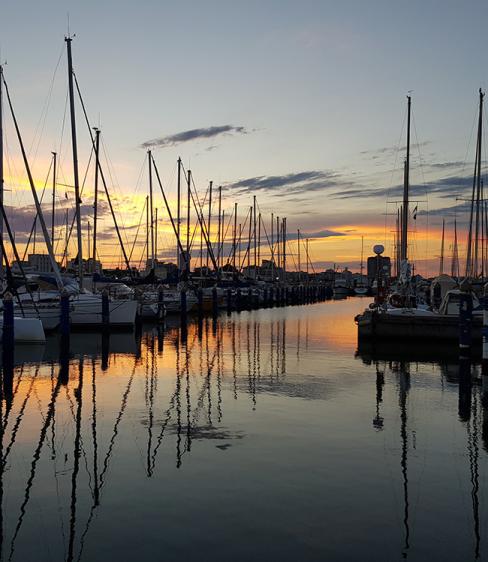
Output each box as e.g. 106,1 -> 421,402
356,309 -> 482,341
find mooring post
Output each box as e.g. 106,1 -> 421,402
2,292 -> 14,349
459,283 -> 473,354
226,288 -> 232,315
60,290 -> 70,338
483,283 -> 488,375
236,288 -> 242,312
197,287 -> 203,317
102,289 -> 110,331
180,289 -> 187,324
157,284 -> 165,322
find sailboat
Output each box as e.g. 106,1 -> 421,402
0,65 -> 45,343
357,91 -> 487,341
354,236 -> 369,295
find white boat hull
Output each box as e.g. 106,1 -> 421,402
70,296 -> 138,329
0,317 -> 45,344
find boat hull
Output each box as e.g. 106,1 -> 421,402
356,309 -> 482,341
70,298 -> 138,330
0,317 -> 46,344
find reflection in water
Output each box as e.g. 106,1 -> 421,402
1,301 -> 488,560
358,344 -> 486,562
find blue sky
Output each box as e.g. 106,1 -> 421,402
1,0 -> 487,272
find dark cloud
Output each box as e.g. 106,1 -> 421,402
286,229 -> 345,240
331,173 -> 475,201
427,161 -> 466,170
4,201 -> 110,244
360,141 -> 431,157
227,170 -> 349,197
140,125 -> 247,149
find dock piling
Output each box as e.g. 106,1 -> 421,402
102,290 -> 110,330
60,290 -> 70,337
157,285 -> 165,322
483,284 -> 488,375
459,289 -> 473,353
2,292 -> 14,349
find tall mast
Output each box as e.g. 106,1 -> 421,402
207,180 -> 212,269
217,185 -> 222,271
232,202 -> 237,271
177,157 -> 181,272
282,217 -> 287,281
297,229 -> 301,281
247,206 -> 252,272
360,235 -> 364,277
65,209 -> 69,268
257,212 -> 261,269
0,64 -> 3,285
148,149 -> 155,270
466,89 -> 484,278
270,213 -> 274,280
3,71 -> 64,287
220,209 -> 225,271
65,36 -> 84,286
276,215 -> 280,275
253,195 -> 257,277
401,95 -> 411,262
439,218 -> 445,276
51,151 -> 57,246
155,207 -> 158,261
186,169 -> 191,269
452,218 -> 459,279
306,238 -> 309,276
92,129 -> 100,265
87,220 -> 91,263
475,92 -> 484,277
145,195 -> 149,266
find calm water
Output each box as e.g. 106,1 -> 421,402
0,298 -> 487,561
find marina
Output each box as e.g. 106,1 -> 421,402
1,1 -> 488,559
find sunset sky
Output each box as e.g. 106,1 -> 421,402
1,0 -> 487,276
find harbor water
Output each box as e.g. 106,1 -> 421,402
0,298 -> 487,561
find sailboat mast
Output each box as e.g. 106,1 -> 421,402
276,216 -> 280,274
253,195 -> 257,276
207,180 -> 212,269
177,157 -> 181,272
270,213 -> 274,280
155,207 -> 158,261
474,91 -> 484,277
282,217 -> 287,281
186,169 -> 191,267
466,89 -> 484,278
297,229 -> 301,281
306,238 -> 309,276
65,37 -> 84,286
439,218 -> 445,276
258,212 -> 261,269
51,151 -> 57,246
247,206 -> 252,271
0,64 -> 4,285
146,195 -> 149,266
232,202 -> 237,270
360,235 -> 364,277
452,218 -> 459,278
92,129 -> 100,265
217,185 -> 222,271
401,95 -> 411,262
148,149 -> 154,269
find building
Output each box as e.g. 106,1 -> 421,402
367,255 -> 391,282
